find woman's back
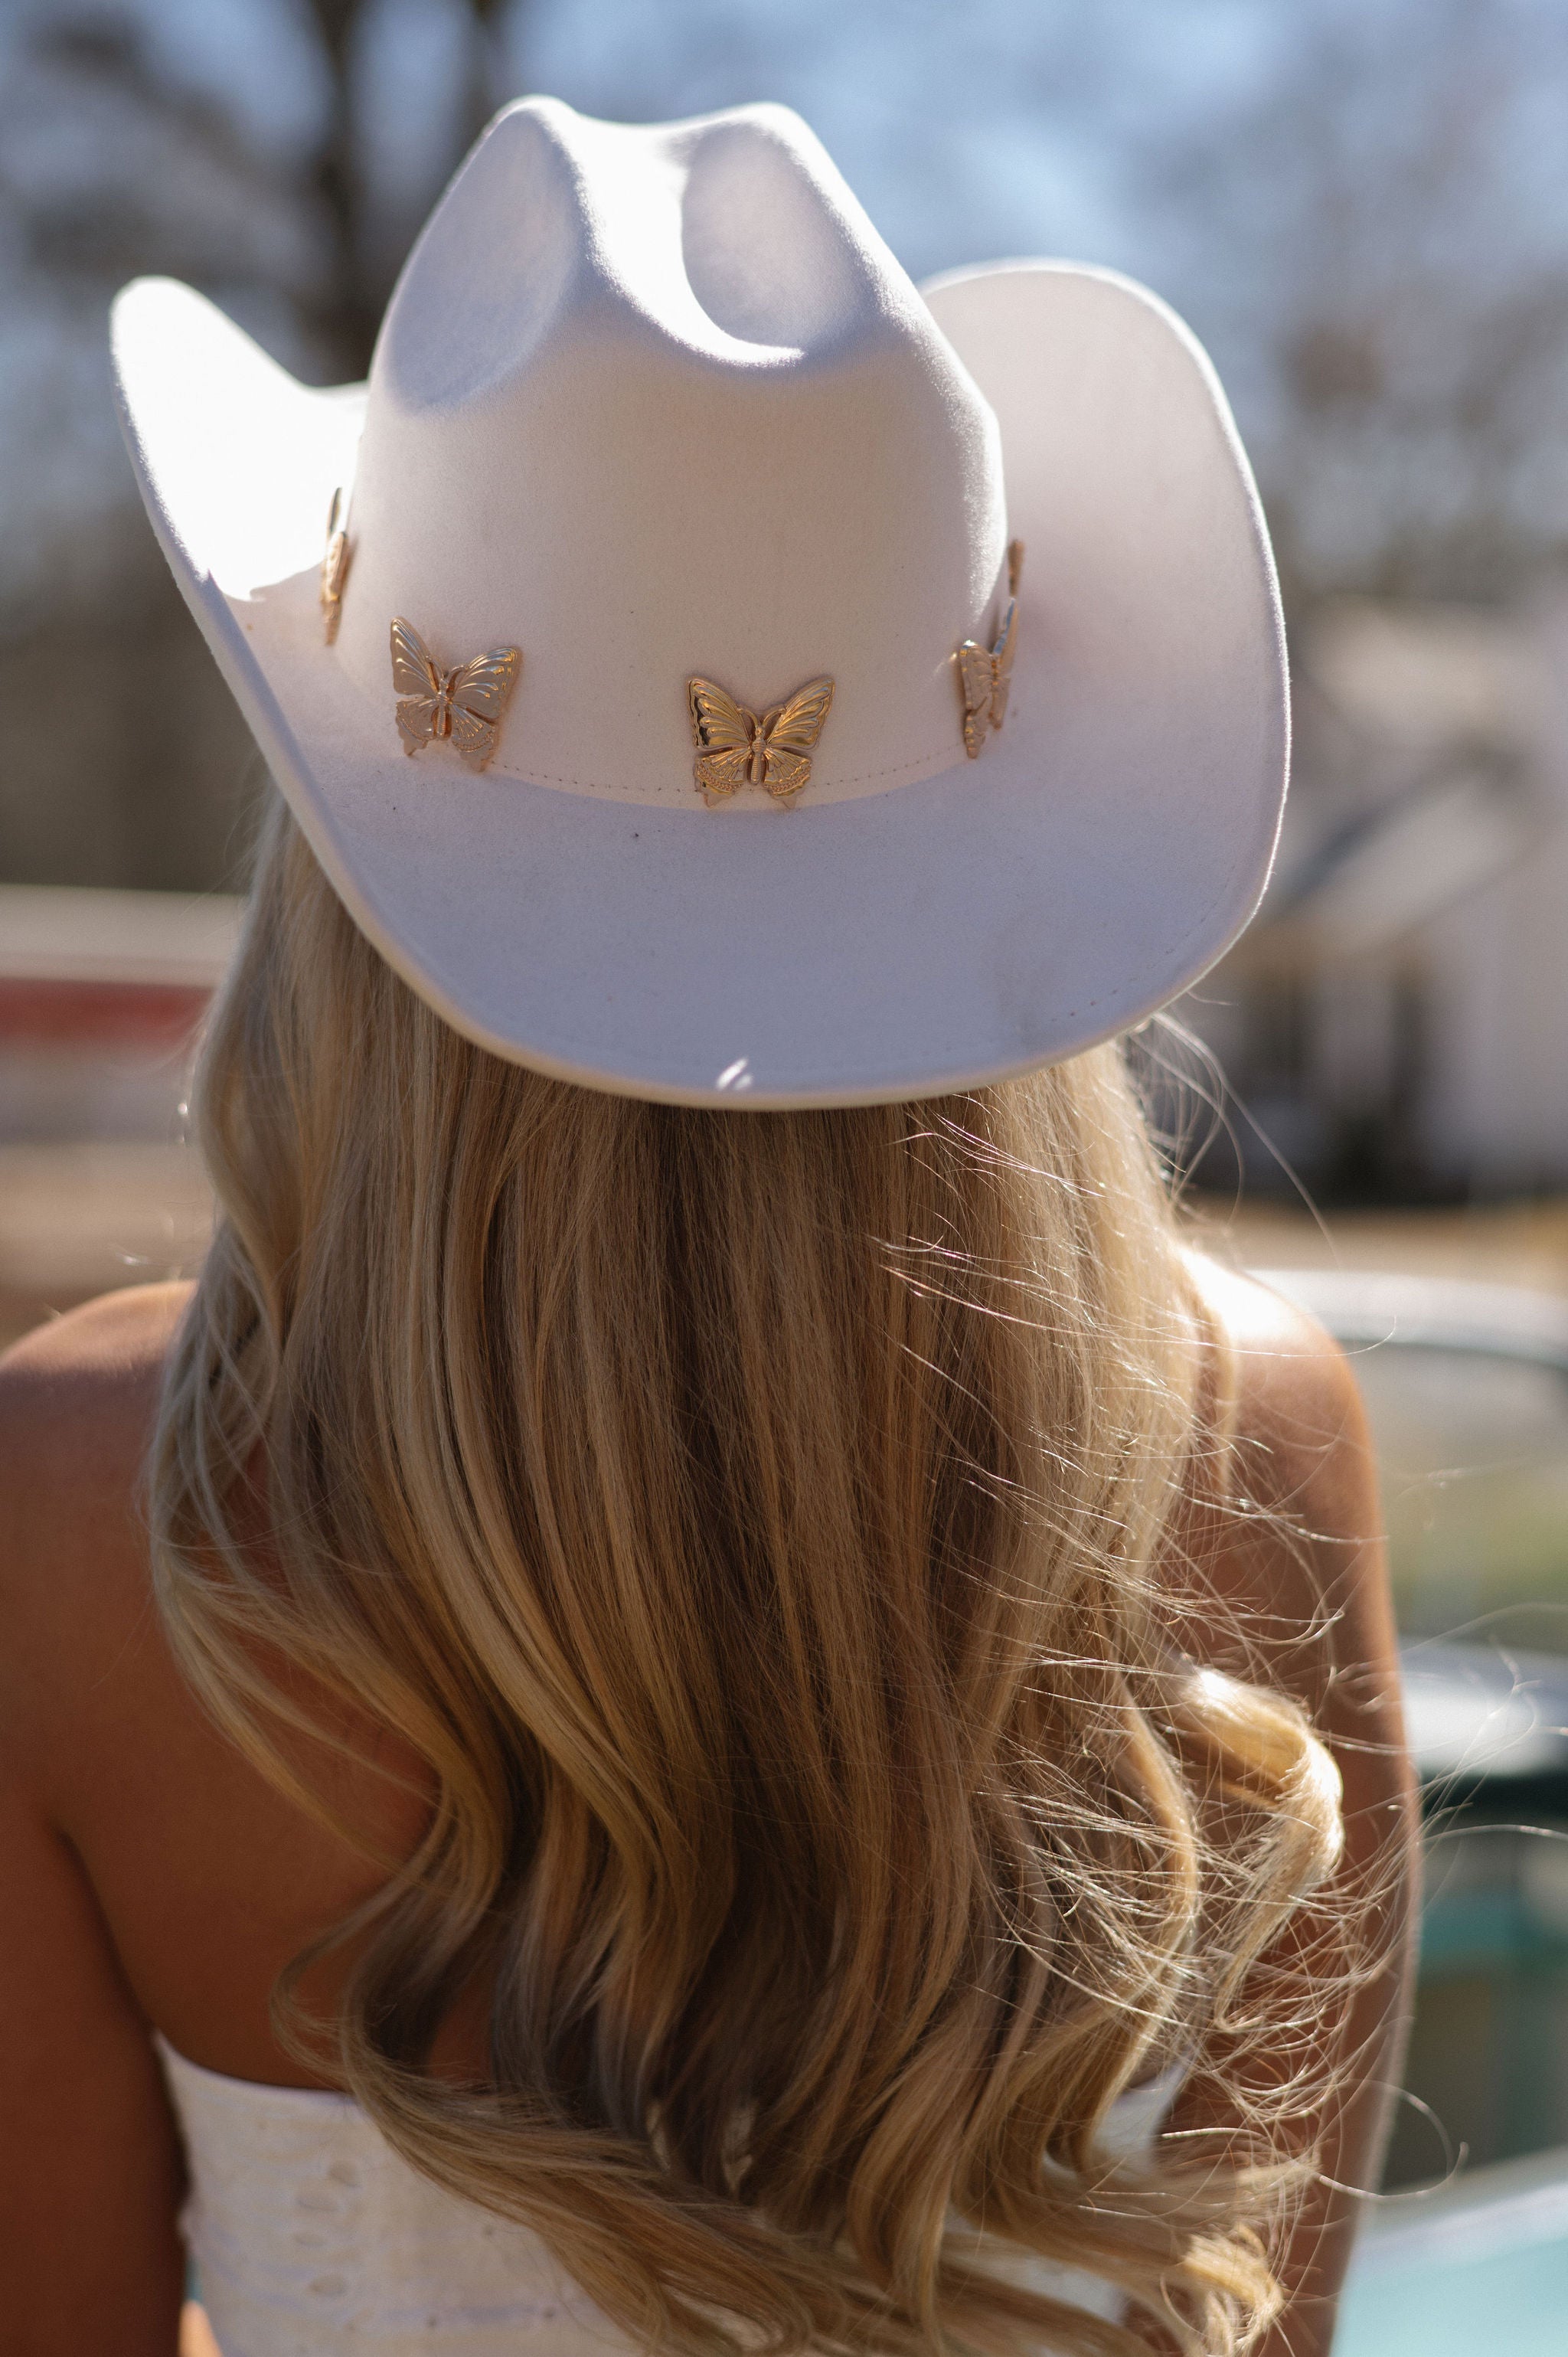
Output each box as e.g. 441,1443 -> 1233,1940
0,1256 -> 1410,2357
8,91 -> 1414,2353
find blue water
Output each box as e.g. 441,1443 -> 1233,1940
1335,2153 -> 1568,2357
1337,2236 -> 1568,2356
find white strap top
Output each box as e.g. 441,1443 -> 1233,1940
157,2036 -> 1180,2355
155,2038 -> 635,2355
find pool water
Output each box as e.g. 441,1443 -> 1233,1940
1336,2142 -> 1568,2356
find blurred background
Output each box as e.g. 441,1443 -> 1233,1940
7,2 -> 1568,2342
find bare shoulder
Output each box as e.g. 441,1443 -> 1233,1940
0,1290 -> 220,2342
0,1280 -> 192,1567
1179,1254 -> 1393,1731
1187,1250 -> 1368,1428
1186,1251 -> 1377,1527
0,1277 -> 191,1407
0,1283 -> 193,1777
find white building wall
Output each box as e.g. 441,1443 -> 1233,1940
1419,597 -> 1568,1190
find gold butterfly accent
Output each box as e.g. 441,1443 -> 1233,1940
390,619 -> 521,771
320,487 -> 351,644
687,674 -> 835,806
956,538 -> 1025,760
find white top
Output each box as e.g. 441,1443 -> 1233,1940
157,2036 -> 1180,2355
156,2038 -> 635,2355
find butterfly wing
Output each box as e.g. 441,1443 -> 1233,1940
956,641 -> 997,760
447,708 -> 498,767
447,646 -> 521,770
757,675 -> 835,801
390,618 -> 443,750
688,678 -> 755,801
449,647 -> 521,721
688,677 -> 752,753
988,595 -> 1018,733
391,618 -> 440,699
696,746 -> 753,800
319,499 -> 351,642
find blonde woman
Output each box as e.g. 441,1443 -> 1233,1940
2,101 -> 1412,2357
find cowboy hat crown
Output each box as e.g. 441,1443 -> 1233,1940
110,98 -> 1286,1106
335,99 -> 1011,805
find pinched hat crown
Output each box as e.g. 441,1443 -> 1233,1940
112,95 -> 1286,1105
332,100 -> 1010,806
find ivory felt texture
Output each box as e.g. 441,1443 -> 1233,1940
110,96 -> 1287,1108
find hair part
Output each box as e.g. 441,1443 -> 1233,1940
152,799 -> 1344,2356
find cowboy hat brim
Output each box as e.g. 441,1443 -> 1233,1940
109,260 -> 1285,1109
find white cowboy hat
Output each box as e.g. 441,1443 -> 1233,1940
110,97 -> 1285,1109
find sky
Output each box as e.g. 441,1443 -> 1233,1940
7,0 -> 1284,280
5,0 -> 1568,627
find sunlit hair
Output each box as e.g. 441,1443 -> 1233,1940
151,800 -> 1344,2357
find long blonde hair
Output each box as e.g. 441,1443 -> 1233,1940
152,803 -> 1343,2356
